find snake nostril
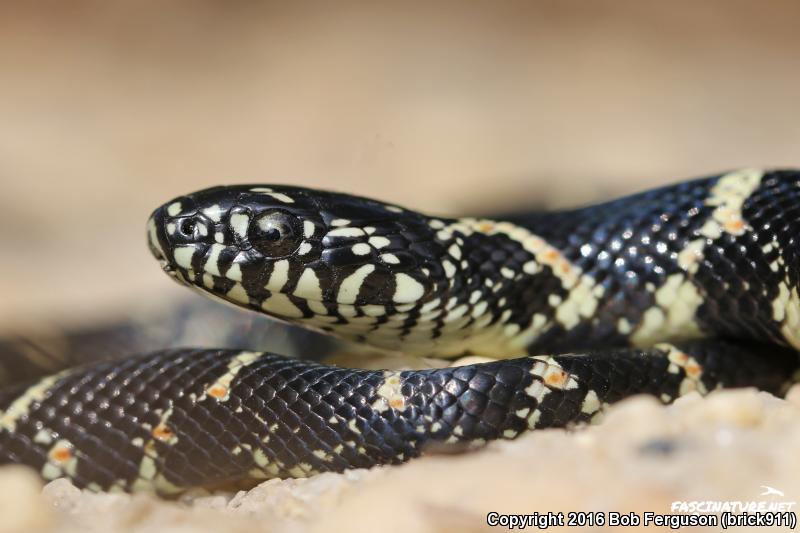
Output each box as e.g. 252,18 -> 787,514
179,218 -> 197,238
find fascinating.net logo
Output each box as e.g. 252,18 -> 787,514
671,486 -> 797,514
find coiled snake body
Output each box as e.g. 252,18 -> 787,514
1,169 -> 799,494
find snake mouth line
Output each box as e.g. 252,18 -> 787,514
150,247 -> 176,275
160,260 -> 176,275
147,236 -> 178,278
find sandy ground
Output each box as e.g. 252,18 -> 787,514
2,1 -> 800,531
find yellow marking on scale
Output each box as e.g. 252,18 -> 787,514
166,202 -> 182,216
203,243 -> 227,276
266,259 -> 290,291
369,236 -> 391,249
42,439 -> 78,481
230,212 -> 250,239
303,220 -> 316,238
630,274 -> 704,346
327,227 -> 365,238
772,281 -> 800,349
351,243 -> 371,256
1,370 -> 70,432
172,245 -> 196,270
202,204 -> 223,222
372,371 -> 406,412
393,273 -> 425,304
262,293 -> 304,318
656,343 -> 707,396
580,390 -> 601,415
130,406 -> 184,493
337,264 -> 375,304
295,268 -> 323,301
199,351 -> 262,402
678,168 -> 764,274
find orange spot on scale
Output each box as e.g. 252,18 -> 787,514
208,385 -> 228,398
678,249 -> 699,264
685,363 -> 702,379
671,351 -> 689,364
389,397 -> 405,409
477,221 -> 495,233
152,424 -> 173,441
725,219 -> 744,232
544,370 -> 568,388
543,249 -> 560,262
557,260 -> 571,274
50,446 -> 72,463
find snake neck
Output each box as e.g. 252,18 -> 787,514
246,216 -> 607,359
238,216 -> 581,359
404,217 -> 604,357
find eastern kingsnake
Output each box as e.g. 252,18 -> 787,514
2,168 -> 799,494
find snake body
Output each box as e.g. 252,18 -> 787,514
2,168 -> 799,493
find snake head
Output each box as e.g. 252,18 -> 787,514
149,184 -> 558,356
146,185 -> 457,333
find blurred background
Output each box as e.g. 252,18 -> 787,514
1,0 -> 799,337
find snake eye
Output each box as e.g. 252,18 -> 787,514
249,210 -> 303,257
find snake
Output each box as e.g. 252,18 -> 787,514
1,168 -> 799,494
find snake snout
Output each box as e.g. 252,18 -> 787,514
148,195 -> 221,265
146,206 -> 175,274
